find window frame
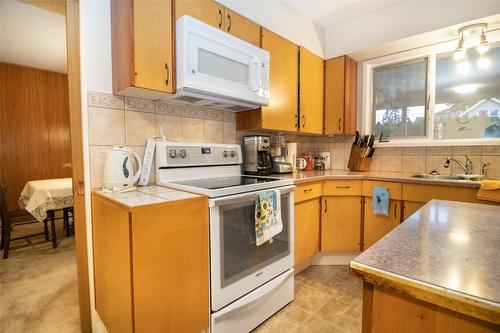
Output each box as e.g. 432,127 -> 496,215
362,32 -> 500,147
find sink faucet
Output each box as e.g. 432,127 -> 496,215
444,155 -> 473,175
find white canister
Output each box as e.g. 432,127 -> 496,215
319,152 -> 331,170
285,142 -> 297,171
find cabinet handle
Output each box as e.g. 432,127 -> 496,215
294,114 -> 298,128
302,114 -> 306,128
227,13 -> 232,32
335,185 -> 350,189
165,63 -> 170,86
303,188 -> 312,193
218,9 -> 223,29
394,202 -> 397,219
324,199 -> 328,213
338,118 -> 342,131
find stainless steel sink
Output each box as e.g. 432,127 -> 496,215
411,174 -> 467,180
468,176 -> 500,182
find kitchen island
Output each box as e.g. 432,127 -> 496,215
350,200 -> 500,332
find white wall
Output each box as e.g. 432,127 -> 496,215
216,0 -> 324,57
325,1 -> 500,59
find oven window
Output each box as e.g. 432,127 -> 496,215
219,194 -> 290,288
198,48 -> 249,84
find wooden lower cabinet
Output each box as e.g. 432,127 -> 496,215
321,196 -> 362,252
92,193 -> 209,333
363,198 -> 402,248
403,201 -> 425,221
294,198 -> 320,265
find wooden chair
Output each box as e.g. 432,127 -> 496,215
0,185 -> 54,259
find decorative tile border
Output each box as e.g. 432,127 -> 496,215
124,97 -> 156,113
426,146 -> 452,155
182,106 -> 206,119
402,147 -> 426,155
156,102 -> 183,116
205,109 -> 225,121
482,145 -> 500,155
88,91 -> 124,109
224,111 -> 236,122
452,146 -> 482,156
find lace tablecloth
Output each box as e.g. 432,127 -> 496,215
18,178 -> 73,221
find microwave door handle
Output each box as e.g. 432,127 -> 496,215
251,60 -> 260,92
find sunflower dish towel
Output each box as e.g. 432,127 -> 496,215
255,190 -> 282,246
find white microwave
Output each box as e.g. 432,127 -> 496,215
165,16 -> 270,111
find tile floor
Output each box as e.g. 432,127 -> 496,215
252,265 -> 363,333
0,223 -> 80,332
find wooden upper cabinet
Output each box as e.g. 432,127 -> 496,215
111,0 -> 174,98
224,9 -> 260,46
175,0 -> 225,29
300,47 -> 324,134
324,55 -> 357,135
236,29 -> 298,132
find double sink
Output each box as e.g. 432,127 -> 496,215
411,174 -> 492,182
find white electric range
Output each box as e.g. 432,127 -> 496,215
156,141 -> 295,333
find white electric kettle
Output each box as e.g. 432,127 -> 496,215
102,146 -> 142,192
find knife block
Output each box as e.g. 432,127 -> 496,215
348,146 -> 373,172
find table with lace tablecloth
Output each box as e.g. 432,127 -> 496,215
18,178 -> 73,248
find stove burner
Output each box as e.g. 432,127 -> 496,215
169,176 -> 281,190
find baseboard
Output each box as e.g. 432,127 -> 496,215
312,252 -> 361,265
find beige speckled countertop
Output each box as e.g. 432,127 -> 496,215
93,185 -> 202,208
275,169 -> 482,188
350,199 -> 500,324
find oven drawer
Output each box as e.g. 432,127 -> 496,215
295,182 -> 322,203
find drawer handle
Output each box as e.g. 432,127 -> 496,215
218,9 -> 223,29
335,185 -> 350,189
303,188 -> 313,193
227,13 -> 232,32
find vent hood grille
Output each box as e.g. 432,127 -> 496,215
164,88 -> 259,112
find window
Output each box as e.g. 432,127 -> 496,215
365,39 -> 500,144
434,43 -> 500,139
372,58 -> 428,138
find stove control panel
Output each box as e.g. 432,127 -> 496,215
156,142 -> 242,167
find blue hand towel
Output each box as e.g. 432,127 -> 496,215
372,186 -> 389,216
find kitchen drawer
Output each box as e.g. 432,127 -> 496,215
322,180 -> 362,196
402,183 -> 479,203
295,182 -> 322,203
362,180 -> 402,200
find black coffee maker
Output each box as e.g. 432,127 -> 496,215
243,135 -> 273,175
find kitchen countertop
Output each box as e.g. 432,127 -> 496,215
93,185 -> 202,208
275,169 -> 482,188
350,199 -> 500,324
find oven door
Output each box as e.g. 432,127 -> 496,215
209,186 -> 294,311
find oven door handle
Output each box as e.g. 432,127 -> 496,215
211,268 -> 294,319
209,185 -> 295,207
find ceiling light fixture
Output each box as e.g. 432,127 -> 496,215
454,23 -> 489,61
453,36 -> 466,61
477,30 -> 490,54
453,84 -> 478,94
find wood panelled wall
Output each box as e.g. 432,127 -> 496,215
0,62 -> 72,212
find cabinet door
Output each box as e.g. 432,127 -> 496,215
300,47 -> 324,134
321,196 -> 362,252
403,201 -> 425,221
175,0 -> 224,29
324,56 -> 345,135
294,198 -> 320,266
134,0 -> 174,92
224,9 -> 260,46
261,28 -> 298,132
132,199 -> 209,333
324,55 -> 357,135
364,198 -> 401,248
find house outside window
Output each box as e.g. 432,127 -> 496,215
363,37 -> 500,145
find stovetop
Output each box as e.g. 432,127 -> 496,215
169,176 -> 281,190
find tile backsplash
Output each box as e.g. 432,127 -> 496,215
293,135 -> 500,177
88,91 -> 500,188
87,91 -> 237,188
